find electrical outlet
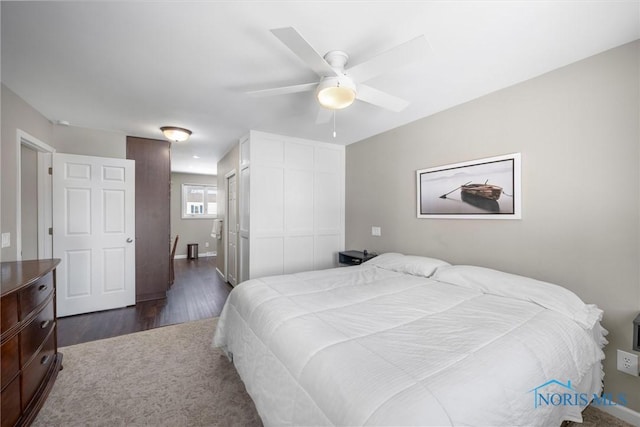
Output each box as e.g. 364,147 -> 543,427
1,233 -> 10,248
371,226 -> 381,236
617,350 -> 639,376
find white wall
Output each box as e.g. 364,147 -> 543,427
345,41 -> 640,411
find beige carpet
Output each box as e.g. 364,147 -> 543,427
34,318 -> 262,427
34,318 -> 633,427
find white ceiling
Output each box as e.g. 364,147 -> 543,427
2,1 -> 639,175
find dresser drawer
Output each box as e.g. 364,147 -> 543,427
20,298 -> 55,367
1,294 -> 18,334
1,377 -> 21,427
1,335 -> 19,388
19,273 -> 53,320
22,330 -> 56,409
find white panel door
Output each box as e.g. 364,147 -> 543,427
284,169 -> 314,233
252,237 -> 284,278
53,153 -> 135,317
284,236 -> 314,274
239,165 -> 250,283
253,166 -> 284,235
226,173 -> 238,286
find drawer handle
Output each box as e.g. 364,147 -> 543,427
38,284 -> 48,292
40,320 -> 51,329
41,355 -> 50,365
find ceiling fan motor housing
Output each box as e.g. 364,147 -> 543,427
323,50 -> 349,69
316,50 -> 357,110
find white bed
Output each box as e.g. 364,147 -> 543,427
213,253 -> 607,426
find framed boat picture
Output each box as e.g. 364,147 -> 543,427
416,153 -> 521,219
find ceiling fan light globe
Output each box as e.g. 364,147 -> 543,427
316,76 -> 357,110
317,86 -> 356,110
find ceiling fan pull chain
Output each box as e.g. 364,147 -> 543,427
333,111 -> 337,138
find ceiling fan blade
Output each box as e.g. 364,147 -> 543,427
347,35 -> 429,83
271,27 -> 339,77
315,107 -> 332,124
356,84 -> 409,112
247,82 -> 317,97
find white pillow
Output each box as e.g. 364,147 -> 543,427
367,252 -> 450,278
432,265 -> 603,329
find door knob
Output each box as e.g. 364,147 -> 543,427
126,238 -> 133,243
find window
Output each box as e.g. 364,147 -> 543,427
182,184 -> 217,219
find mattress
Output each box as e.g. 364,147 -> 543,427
213,253 -> 606,426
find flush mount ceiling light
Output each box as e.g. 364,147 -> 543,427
316,75 -> 357,110
160,126 -> 192,142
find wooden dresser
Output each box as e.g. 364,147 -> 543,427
1,259 -> 62,427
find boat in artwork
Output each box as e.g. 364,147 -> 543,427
460,182 -> 503,201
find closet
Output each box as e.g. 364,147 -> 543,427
238,131 -> 345,283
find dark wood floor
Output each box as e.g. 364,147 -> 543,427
57,257 -> 232,347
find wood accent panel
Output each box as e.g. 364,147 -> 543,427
126,137 -> 172,302
1,259 -> 62,427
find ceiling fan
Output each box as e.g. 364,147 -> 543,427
249,27 -> 429,122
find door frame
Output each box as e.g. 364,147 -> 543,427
224,169 -> 237,284
16,129 -> 56,260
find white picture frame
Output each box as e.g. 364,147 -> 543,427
416,153 -> 521,219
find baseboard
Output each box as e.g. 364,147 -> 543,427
599,403 -> 640,426
175,251 -> 217,260
216,267 -> 226,281
136,291 -> 166,302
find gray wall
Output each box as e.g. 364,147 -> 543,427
345,41 -> 640,411
52,123 -> 126,159
1,84 -> 53,261
170,172 -> 217,258
1,83 -> 126,261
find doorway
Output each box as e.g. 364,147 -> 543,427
17,130 -> 55,261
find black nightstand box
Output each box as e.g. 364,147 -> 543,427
339,250 -> 377,266
634,313 -> 640,351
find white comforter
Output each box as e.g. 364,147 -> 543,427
213,261 -> 605,427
